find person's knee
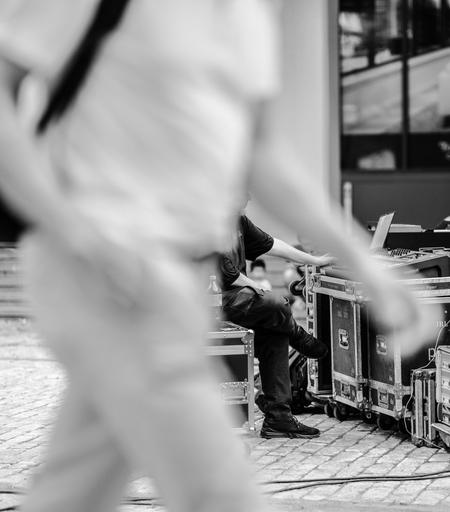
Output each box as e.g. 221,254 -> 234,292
254,293 -> 291,317
264,296 -> 294,328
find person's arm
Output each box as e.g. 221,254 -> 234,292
219,253 -> 265,294
229,273 -> 266,295
0,60 -> 78,236
247,1 -> 440,353
248,2 -> 375,276
267,238 -> 336,267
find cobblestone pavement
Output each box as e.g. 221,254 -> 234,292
1,319 -> 450,511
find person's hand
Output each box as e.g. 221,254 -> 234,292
249,286 -> 265,297
246,280 -> 266,297
314,254 -> 337,267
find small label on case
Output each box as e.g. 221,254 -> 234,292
378,390 -> 389,406
376,335 -> 387,356
338,329 -> 349,350
341,382 -> 351,398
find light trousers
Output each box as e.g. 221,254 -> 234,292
20,232 -> 266,512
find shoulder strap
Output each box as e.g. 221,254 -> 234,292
37,0 -> 131,134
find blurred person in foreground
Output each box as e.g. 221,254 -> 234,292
0,2 -> 441,512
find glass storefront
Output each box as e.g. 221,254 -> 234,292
340,0 -> 450,170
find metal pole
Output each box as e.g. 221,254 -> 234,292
401,0 -> 410,171
343,181 -> 353,235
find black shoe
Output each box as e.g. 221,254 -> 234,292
260,415 -> 320,439
291,328 -> 328,359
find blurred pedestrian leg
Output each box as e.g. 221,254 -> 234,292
21,232 -> 265,512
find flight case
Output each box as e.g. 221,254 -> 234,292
367,293 -> 450,424
328,296 -> 370,418
311,272 -> 450,425
311,273 -> 370,419
410,369 -> 438,447
433,346 -> 450,448
305,265 -> 332,399
206,321 -> 255,431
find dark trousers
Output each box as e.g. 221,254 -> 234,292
222,287 -> 300,420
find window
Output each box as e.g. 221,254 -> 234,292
340,0 -> 450,171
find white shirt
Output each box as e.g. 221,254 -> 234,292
0,0 -> 280,257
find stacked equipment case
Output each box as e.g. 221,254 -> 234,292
329,296 -> 370,420
433,346 -> 450,448
305,265 -> 332,400
207,321 -> 255,431
310,268 -> 450,429
367,292 -> 449,427
410,369 -> 438,447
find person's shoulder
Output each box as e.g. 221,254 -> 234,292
0,0 -> 98,78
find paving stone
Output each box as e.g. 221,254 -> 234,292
301,485 -> 337,500
267,448 -> 294,457
361,483 -> 397,501
390,481 -> 423,496
330,482 -> 373,501
440,494 -> 450,505
330,451 -> 362,462
413,490 -> 448,505
277,464 -> 318,478
258,456 -> 281,466
316,445 -> 343,456
429,453 -> 450,463
407,448 -> 433,459
301,455 -> 330,467
392,459 -> 423,472
416,462 -> 450,473
363,463 -> 396,475
387,495 -> 418,505
294,442 -> 325,454
302,468 -> 336,479
343,456 -> 378,471
427,477 -> 450,490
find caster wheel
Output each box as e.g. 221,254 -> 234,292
288,279 -> 305,296
324,402 -> 334,418
361,410 -> 376,424
334,404 -> 348,421
377,414 -> 394,430
397,417 -> 411,434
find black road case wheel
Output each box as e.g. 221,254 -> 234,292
376,414 -> 394,430
334,404 -> 349,421
324,402 -> 334,418
361,410 -> 376,424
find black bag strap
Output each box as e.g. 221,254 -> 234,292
37,0 -> 131,134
